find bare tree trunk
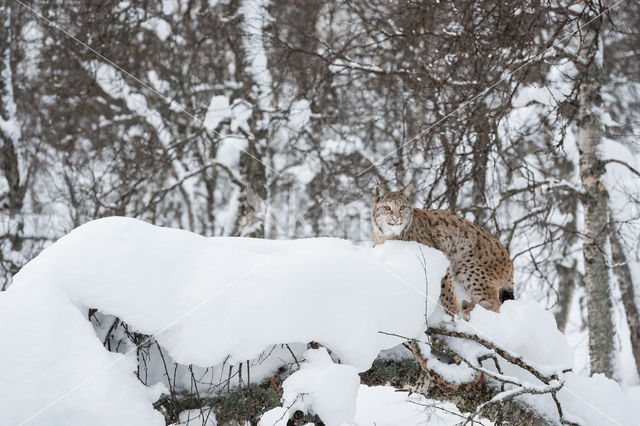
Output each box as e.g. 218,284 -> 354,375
0,2 -> 22,218
471,106 -> 491,227
230,0 -> 272,238
610,230 -> 640,376
576,0 -> 615,378
0,2 -> 25,290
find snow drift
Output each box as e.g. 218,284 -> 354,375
11,217 -> 449,370
1,217 -> 639,425
0,217 -> 448,425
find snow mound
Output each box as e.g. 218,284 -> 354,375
557,372 -> 640,426
203,95 -> 231,130
4,216 -> 638,425
282,348 -> 360,426
0,285 -> 164,426
1,217 -> 448,425
14,217 -> 448,371
461,300 -> 574,375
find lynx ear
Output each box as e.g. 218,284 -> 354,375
375,184 -> 388,201
400,183 -> 411,197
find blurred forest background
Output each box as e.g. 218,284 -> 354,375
2,0 -> 640,422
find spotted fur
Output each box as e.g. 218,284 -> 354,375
371,184 -> 514,317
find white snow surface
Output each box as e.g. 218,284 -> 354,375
12,217 -> 447,370
203,95 -> 231,131
282,348 -> 360,426
1,217 -> 447,425
3,217 -> 640,425
460,301 -> 574,375
354,385 -> 492,425
287,98 -> 311,132
0,285 -> 165,426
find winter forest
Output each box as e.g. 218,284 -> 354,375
2,0 -> 640,425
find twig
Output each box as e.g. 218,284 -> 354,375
406,400 -> 476,422
380,329 -> 577,426
464,380 -> 564,425
427,327 -> 555,384
286,343 -> 301,368
478,353 -> 505,391
246,361 -> 252,422
602,158 -> 640,179
155,342 -> 177,420
416,248 -> 429,330
552,391 -> 581,426
103,317 -> 120,349
188,365 -> 205,424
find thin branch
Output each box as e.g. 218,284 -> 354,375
602,158 -> 640,179
427,327 -> 556,384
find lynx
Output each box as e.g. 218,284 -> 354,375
371,184 -> 514,317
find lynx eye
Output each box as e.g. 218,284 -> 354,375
400,206 -> 405,211
384,206 -> 391,211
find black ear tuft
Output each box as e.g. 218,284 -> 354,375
400,182 -> 411,197
375,184 -> 388,201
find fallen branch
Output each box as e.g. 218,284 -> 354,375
377,328 -> 580,425
427,327 -> 556,384
463,380 -> 563,425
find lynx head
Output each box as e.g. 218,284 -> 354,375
371,183 -> 413,237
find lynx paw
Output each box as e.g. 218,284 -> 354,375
461,300 -> 475,320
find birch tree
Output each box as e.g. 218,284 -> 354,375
230,0 -> 272,238
601,0 -> 640,378
0,1 -> 25,289
575,0 -> 616,378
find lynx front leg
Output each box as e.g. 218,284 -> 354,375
439,269 -> 459,317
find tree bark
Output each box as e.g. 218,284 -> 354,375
470,103 -> 491,227
0,2 -> 25,289
576,0 -> 616,378
230,0 -> 271,239
0,2 -> 22,218
610,230 -> 640,377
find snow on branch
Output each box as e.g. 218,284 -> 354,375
380,295 -> 638,425
412,328 -> 578,426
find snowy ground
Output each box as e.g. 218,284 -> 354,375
0,217 -> 639,425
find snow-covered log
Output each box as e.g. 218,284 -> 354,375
0,217 -> 447,425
